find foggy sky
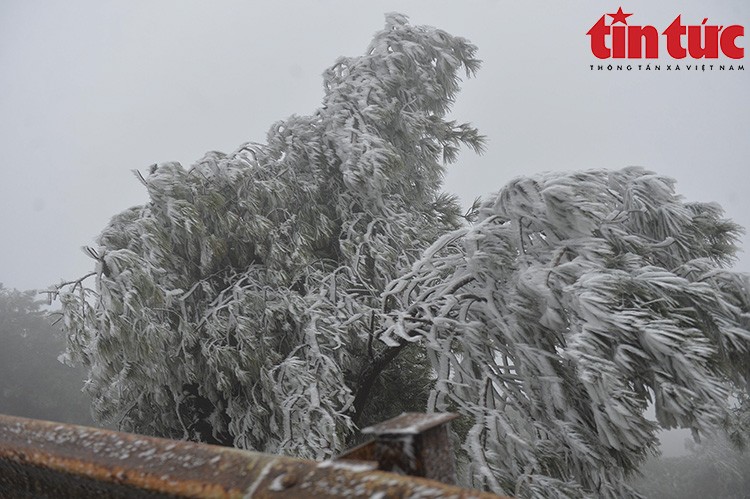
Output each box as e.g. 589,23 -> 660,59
1,0 -> 748,291
1,0 -> 748,456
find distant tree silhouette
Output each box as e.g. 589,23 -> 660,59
0,284 -> 93,425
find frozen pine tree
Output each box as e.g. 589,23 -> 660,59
51,14 -> 483,458
383,168 -> 750,497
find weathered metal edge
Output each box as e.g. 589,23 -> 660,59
0,414 -> 509,498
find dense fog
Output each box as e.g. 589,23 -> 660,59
1,1 -> 748,498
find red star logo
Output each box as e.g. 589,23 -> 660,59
607,7 -> 632,25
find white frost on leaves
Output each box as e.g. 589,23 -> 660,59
52,8 -> 483,471
49,12 -> 750,499
381,167 -> 750,498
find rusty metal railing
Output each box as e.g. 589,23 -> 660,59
338,412 -> 461,485
0,413 -> 508,498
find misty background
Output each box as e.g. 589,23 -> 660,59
0,0 -> 748,490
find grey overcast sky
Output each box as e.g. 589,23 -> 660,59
0,0 -> 747,457
1,1 -> 748,292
